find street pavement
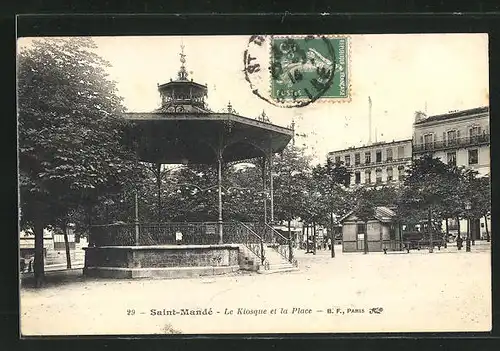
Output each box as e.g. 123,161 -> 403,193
20,243 -> 491,335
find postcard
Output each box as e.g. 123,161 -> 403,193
18,33 -> 491,335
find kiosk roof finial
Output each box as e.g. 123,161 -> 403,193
178,42 -> 188,81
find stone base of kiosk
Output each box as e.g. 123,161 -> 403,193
83,244 -> 241,279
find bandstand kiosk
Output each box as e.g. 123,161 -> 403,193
84,46 -> 297,278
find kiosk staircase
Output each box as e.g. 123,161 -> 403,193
239,222 -> 298,274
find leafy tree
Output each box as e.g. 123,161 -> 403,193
158,164 -> 219,222
273,144 -> 313,225
399,154 -> 458,252
223,161 -> 266,222
461,170 -> 491,242
18,37 -> 140,286
311,159 -> 353,256
431,165 -> 465,241
475,175 -> 491,241
365,185 -> 400,208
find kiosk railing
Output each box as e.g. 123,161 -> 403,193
89,221 -> 269,268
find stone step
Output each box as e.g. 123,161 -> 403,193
263,249 -> 290,265
268,263 -> 294,270
258,266 -> 299,274
46,251 -> 85,257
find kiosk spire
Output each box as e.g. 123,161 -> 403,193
178,42 -> 188,81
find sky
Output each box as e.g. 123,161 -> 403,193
18,34 -> 489,163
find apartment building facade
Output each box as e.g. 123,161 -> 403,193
412,106 -> 490,176
412,106 -> 491,240
327,139 -> 413,187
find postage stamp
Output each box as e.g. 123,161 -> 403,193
244,34 -> 351,108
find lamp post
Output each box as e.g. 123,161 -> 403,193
465,200 -> 471,252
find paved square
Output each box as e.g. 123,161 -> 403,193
20,244 -> 491,335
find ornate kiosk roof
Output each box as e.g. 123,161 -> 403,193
124,45 -> 293,164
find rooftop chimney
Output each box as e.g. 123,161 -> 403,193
414,111 -> 427,123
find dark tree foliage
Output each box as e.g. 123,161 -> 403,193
223,162 -> 267,222
272,144 -> 313,222
311,158 -> 353,230
397,155 -> 457,222
18,37 -> 141,286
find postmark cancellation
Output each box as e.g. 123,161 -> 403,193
244,34 -> 351,108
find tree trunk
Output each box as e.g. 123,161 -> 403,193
63,221 -> 72,269
398,221 -> 402,251
302,224 -> 305,250
428,208 -> 433,253
444,218 -> 448,248
466,216 -> 471,252
33,219 -> 45,288
485,215 -> 490,242
363,221 -> 368,254
471,217 -> 476,245
87,205 -> 94,247
313,222 -> 317,255
288,220 -> 293,263
330,212 -> 335,258
305,224 -> 309,252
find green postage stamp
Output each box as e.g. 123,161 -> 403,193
270,36 -> 349,102
244,34 -> 351,107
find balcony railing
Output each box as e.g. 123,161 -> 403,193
346,157 -> 412,169
413,134 -> 490,153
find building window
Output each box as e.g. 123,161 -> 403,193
365,151 -> 371,164
355,171 -> 361,184
376,169 -> 382,183
447,130 -> 457,145
468,149 -> 478,165
469,126 -> 481,143
335,156 -> 341,164
354,153 -> 360,165
398,145 -> 405,159
386,148 -> 393,162
365,170 -> 371,184
376,150 -> 382,163
469,126 -> 480,137
398,166 -> 405,181
447,151 -> 456,166
387,167 -> 393,181
356,223 -> 366,234
345,155 -> 351,166
423,134 -> 433,150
